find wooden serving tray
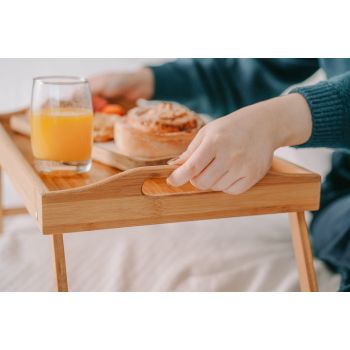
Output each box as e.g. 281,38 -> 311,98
0,108 -> 322,292
0,109 -> 321,235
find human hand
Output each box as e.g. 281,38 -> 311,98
89,68 -> 154,103
167,94 -> 312,194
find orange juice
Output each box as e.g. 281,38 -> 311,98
31,108 -> 93,162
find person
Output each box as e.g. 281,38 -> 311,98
90,59 -> 350,291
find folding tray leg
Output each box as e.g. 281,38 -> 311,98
51,234 -> 69,292
289,212 -> 319,292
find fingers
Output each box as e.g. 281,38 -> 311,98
184,128 -> 205,156
211,170 -> 256,195
167,140 -> 214,187
168,128 -> 205,166
190,157 -> 228,190
211,171 -> 240,192
224,177 -> 255,195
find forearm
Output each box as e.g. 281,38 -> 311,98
260,94 -> 313,149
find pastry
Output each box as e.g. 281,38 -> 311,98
93,113 -> 119,142
114,102 -> 204,159
92,95 -> 126,142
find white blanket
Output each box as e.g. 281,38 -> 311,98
0,206 -> 340,292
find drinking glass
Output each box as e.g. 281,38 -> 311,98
30,76 -> 93,174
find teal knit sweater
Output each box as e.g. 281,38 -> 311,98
150,58 -> 350,149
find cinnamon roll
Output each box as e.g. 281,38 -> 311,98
114,102 -> 204,159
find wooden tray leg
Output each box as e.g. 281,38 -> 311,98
51,234 -> 69,292
289,212 -> 319,292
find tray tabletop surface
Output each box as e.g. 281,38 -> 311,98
1,116 -> 121,191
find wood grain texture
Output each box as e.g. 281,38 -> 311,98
0,107 -> 26,232
51,234 -> 68,292
40,162 -> 320,234
289,212 -> 319,292
1,112 -> 321,237
4,117 -> 120,189
0,121 -> 46,228
41,162 -> 119,191
42,181 -> 320,234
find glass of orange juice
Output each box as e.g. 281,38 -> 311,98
31,76 -> 93,174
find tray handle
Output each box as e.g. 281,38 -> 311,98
107,164 -> 206,197
141,165 -> 208,197
45,164 -> 197,199
137,158 -> 320,198
122,164 -> 202,197
46,158 -> 320,200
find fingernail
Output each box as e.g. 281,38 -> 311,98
166,175 -> 178,187
167,156 -> 180,165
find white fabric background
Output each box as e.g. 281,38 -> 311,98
0,59 -> 340,291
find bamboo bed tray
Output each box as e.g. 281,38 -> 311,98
0,109 -> 321,292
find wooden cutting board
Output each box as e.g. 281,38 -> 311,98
10,115 -> 172,170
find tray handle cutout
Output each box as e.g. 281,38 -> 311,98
140,157 -> 317,198
141,165 -> 211,197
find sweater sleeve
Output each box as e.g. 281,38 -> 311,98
150,58 -> 319,117
292,72 -> 350,148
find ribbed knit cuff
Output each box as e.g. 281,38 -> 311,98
291,81 -> 346,148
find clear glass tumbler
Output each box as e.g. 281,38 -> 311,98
30,76 -> 93,174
